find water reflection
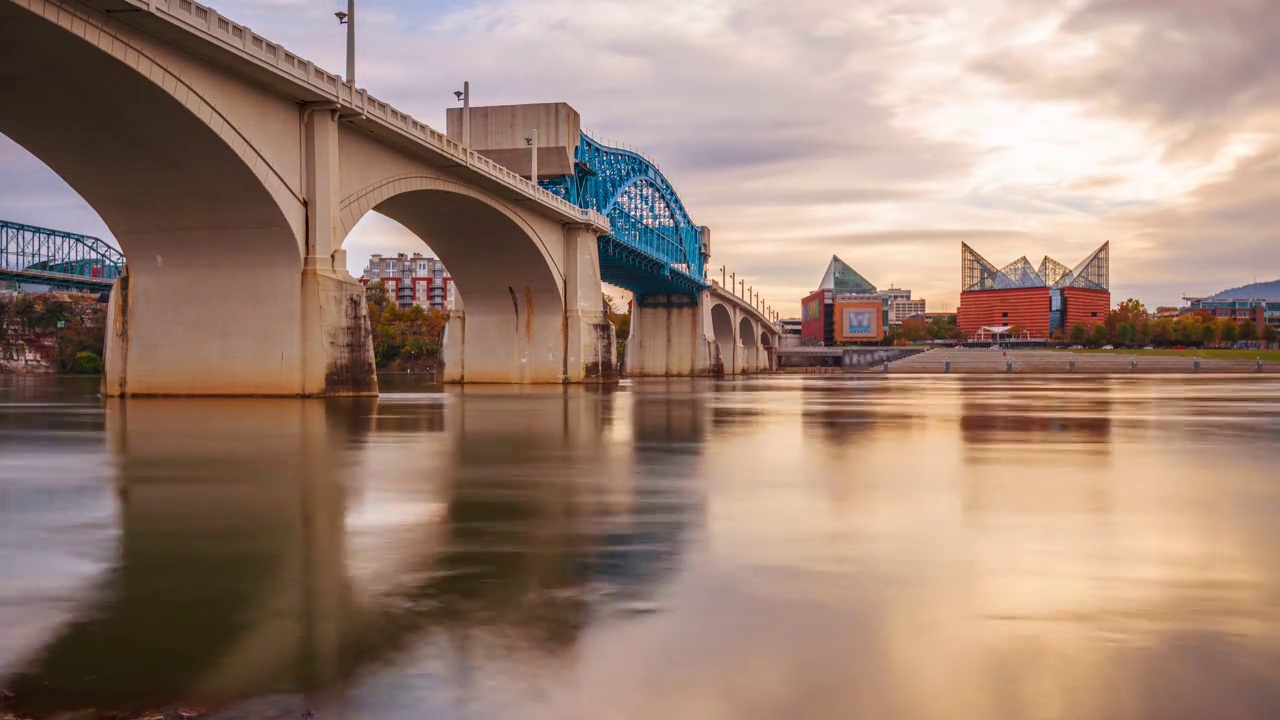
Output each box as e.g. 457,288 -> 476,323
2,377 -> 1280,719
2,389 -> 701,717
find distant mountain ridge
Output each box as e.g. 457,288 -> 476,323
1213,280 -> 1280,299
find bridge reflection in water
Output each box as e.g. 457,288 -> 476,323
4,387 -> 704,717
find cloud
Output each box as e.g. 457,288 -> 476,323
1,0 -> 1277,313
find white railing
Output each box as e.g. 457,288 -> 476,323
137,0 -> 607,230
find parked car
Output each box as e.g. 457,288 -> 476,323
1144,346 -> 1155,350
1102,345 -> 1114,350
1069,345 -> 1084,350
1174,345 -> 1187,350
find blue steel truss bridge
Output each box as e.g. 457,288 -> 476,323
1,220 -> 124,292
543,133 -> 709,300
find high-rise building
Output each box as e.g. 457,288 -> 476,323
360,253 -> 454,311
957,242 -> 1110,339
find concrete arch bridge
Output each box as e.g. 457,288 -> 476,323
0,0 -> 776,395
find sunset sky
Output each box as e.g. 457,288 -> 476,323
1,0 -> 1276,315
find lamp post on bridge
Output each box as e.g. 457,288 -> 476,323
739,279 -> 745,299
334,0 -> 355,85
454,81 -> 471,147
525,129 -> 539,184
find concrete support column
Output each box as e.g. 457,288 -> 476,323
563,225 -> 616,381
301,107 -> 376,396
442,291 -> 466,383
624,293 -> 716,377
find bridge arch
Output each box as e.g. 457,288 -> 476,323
0,0 -> 319,395
710,302 -> 735,375
339,175 -> 571,383
553,136 -> 706,295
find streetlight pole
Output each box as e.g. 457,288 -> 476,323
334,0 -> 357,85
461,81 -> 470,147
526,129 -> 539,183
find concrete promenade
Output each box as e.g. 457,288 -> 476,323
879,348 -> 1280,374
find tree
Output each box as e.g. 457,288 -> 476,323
1217,318 -> 1239,345
1069,324 -> 1088,345
1150,317 -> 1175,346
1264,323 -> 1279,345
1116,322 -> 1136,348
1200,322 -> 1218,347
1176,314 -> 1204,345
1116,298 -> 1147,321
927,315 -> 955,340
1239,318 -> 1257,342
900,317 -> 929,342
1090,323 -> 1111,348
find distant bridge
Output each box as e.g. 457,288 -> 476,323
0,220 -> 123,291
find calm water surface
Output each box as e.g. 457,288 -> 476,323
1,374 -> 1279,719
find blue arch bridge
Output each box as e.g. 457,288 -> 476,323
4,132 -> 707,302
542,132 -> 709,299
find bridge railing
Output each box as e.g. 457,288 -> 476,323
135,0 -> 607,231
1,221 -> 124,289
709,276 -> 779,325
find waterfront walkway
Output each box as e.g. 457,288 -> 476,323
882,348 -> 1280,374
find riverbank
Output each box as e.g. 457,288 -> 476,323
864,348 -> 1280,374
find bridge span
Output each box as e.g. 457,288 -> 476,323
1,0 -> 777,395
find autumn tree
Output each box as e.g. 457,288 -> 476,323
1238,318 -> 1257,342
1217,318 -> 1239,345
900,317 -> 930,342
1263,324 -> 1278,345
1150,317 -> 1175,346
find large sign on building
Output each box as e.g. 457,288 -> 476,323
835,297 -> 884,342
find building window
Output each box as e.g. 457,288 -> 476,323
1001,312 -> 1009,318
1092,312 -> 1099,318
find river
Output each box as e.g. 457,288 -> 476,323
1,375 -> 1279,719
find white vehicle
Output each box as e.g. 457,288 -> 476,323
1102,345 -> 1115,350
1144,346 -> 1155,350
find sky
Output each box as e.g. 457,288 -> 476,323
2,0 -> 1278,315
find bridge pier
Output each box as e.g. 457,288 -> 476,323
102,261 -> 376,397
439,226 -> 616,384
624,287 -> 776,378
624,296 -> 716,378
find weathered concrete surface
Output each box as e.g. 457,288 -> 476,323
3,0 -> 614,394
625,300 -> 714,378
624,288 -> 778,377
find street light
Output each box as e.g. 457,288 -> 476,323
525,128 -> 539,183
455,81 -> 470,147
335,0 -> 354,85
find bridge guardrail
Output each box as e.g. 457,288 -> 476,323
122,0 -> 608,232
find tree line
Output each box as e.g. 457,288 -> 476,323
1061,298 -> 1277,348
365,282 -> 449,372
0,293 -> 106,373
879,299 -> 1277,348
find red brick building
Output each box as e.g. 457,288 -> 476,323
958,242 -> 1110,339
958,287 -> 1052,339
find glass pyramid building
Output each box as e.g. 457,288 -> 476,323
818,255 -> 878,295
961,242 -> 1109,293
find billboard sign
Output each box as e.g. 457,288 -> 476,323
845,309 -> 874,336
835,299 -> 884,342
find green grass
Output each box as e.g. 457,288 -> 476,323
1068,348 -> 1280,362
